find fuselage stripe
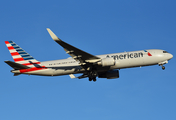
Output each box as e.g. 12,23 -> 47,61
22,62 -> 41,66
19,66 -> 47,73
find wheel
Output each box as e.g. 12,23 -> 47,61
89,77 -> 92,81
93,77 -> 96,82
162,66 -> 165,70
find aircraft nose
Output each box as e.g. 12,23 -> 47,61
168,53 -> 173,60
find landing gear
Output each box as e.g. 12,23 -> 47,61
158,61 -> 168,70
88,71 -> 97,82
159,64 -> 165,70
88,77 -> 97,82
162,66 -> 165,70
93,77 -> 96,82
89,77 -> 92,81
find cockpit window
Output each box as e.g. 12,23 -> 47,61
163,51 -> 168,53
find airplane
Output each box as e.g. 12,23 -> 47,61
4,28 -> 173,81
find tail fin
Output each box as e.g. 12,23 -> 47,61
5,41 -> 41,68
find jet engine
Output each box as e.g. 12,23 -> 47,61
98,58 -> 115,67
98,70 -> 119,79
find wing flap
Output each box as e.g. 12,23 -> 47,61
69,74 -> 88,79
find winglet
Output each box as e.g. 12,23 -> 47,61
46,28 -> 61,41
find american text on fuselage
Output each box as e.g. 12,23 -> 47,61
106,52 -> 143,60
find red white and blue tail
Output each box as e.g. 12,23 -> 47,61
5,41 -> 41,68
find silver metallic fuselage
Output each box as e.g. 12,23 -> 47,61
20,49 -> 172,76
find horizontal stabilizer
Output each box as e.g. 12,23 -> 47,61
14,73 -> 21,76
4,61 -> 30,70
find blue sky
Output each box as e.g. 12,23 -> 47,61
0,0 -> 176,120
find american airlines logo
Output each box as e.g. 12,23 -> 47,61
144,50 -> 152,56
106,52 -> 144,60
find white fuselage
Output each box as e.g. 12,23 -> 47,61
20,49 -> 172,76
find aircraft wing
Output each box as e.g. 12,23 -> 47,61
47,28 -> 100,64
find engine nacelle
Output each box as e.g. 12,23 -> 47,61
98,70 -> 119,79
98,57 -> 115,67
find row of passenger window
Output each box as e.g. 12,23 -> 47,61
49,61 -> 76,66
